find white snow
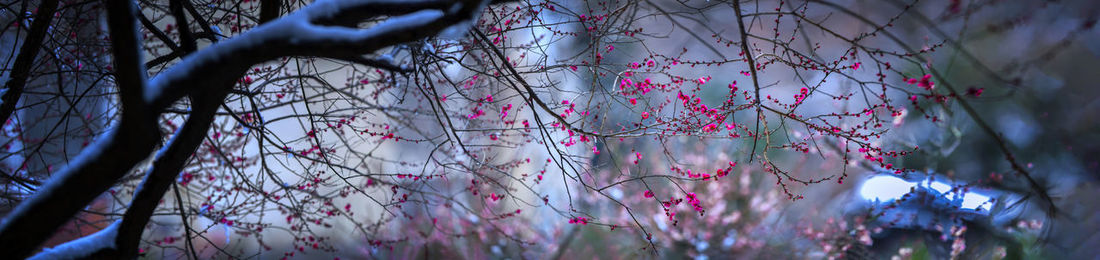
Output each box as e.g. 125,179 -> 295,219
924,179 -> 952,194
209,25 -> 226,41
3,0 -> 488,258
421,42 -> 436,54
860,175 -> 993,212
859,175 -> 915,202
438,20 -> 473,39
378,54 -> 394,64
438,0 -> 489,39
959,191 -> 993,212
145,2 -> 445,109
29,221 -> 120,260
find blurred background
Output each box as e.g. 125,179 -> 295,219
448,0 -> 1100,259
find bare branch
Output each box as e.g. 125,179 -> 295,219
0,0 -> 59,132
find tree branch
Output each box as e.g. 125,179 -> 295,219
169,0 -> 197,53
732,0 -> 765,162
0,0 -> 161,257
113,94 -> 227,258
0,0 -> 59,132
3,0 -> 492,257
259,0 -> 282,24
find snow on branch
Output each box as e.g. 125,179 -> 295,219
2,0 -> 492,258
145,0 -> 484,113
28,222 -> 120,260
0,0 -> 161,257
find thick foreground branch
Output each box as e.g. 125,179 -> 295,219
30,92 -> 228,259
1,0 -> 491,258
0,0 -> 160,257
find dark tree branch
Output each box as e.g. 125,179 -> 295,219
107,0 -> 151,113
0,0 -> 59,134
332,56 -> 413,72
259,0 -> 281,24
140,0 -> 197,68
137,11 -> 182,54
0,0 -> 161,258
113,92 -> 227,258
171,183 -> 199,259
170,0 -> 197,53
731,0 -> 765,162
2,0 -> 492,258
145,50 -> 181,68
27,91 -> 229,259
308,0 -> 452,26
146,0 -> 486,111
181,0 -> 221,42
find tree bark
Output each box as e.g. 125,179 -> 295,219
0,0 -> 60,130
113,90 -> 230,258
0,0 -> 492,258
0,0 -> 160,257
260,0 -> 282,24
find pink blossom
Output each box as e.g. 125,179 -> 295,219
917,74 -> 934,90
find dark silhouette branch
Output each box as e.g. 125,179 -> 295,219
112,92 -> 227,258
732,0 -> 765,162
259,0 -> 282,24
0,0 -> 161,258
170,0 -> 197,53
0,0 -> 60,133
0,0 -> 493,258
